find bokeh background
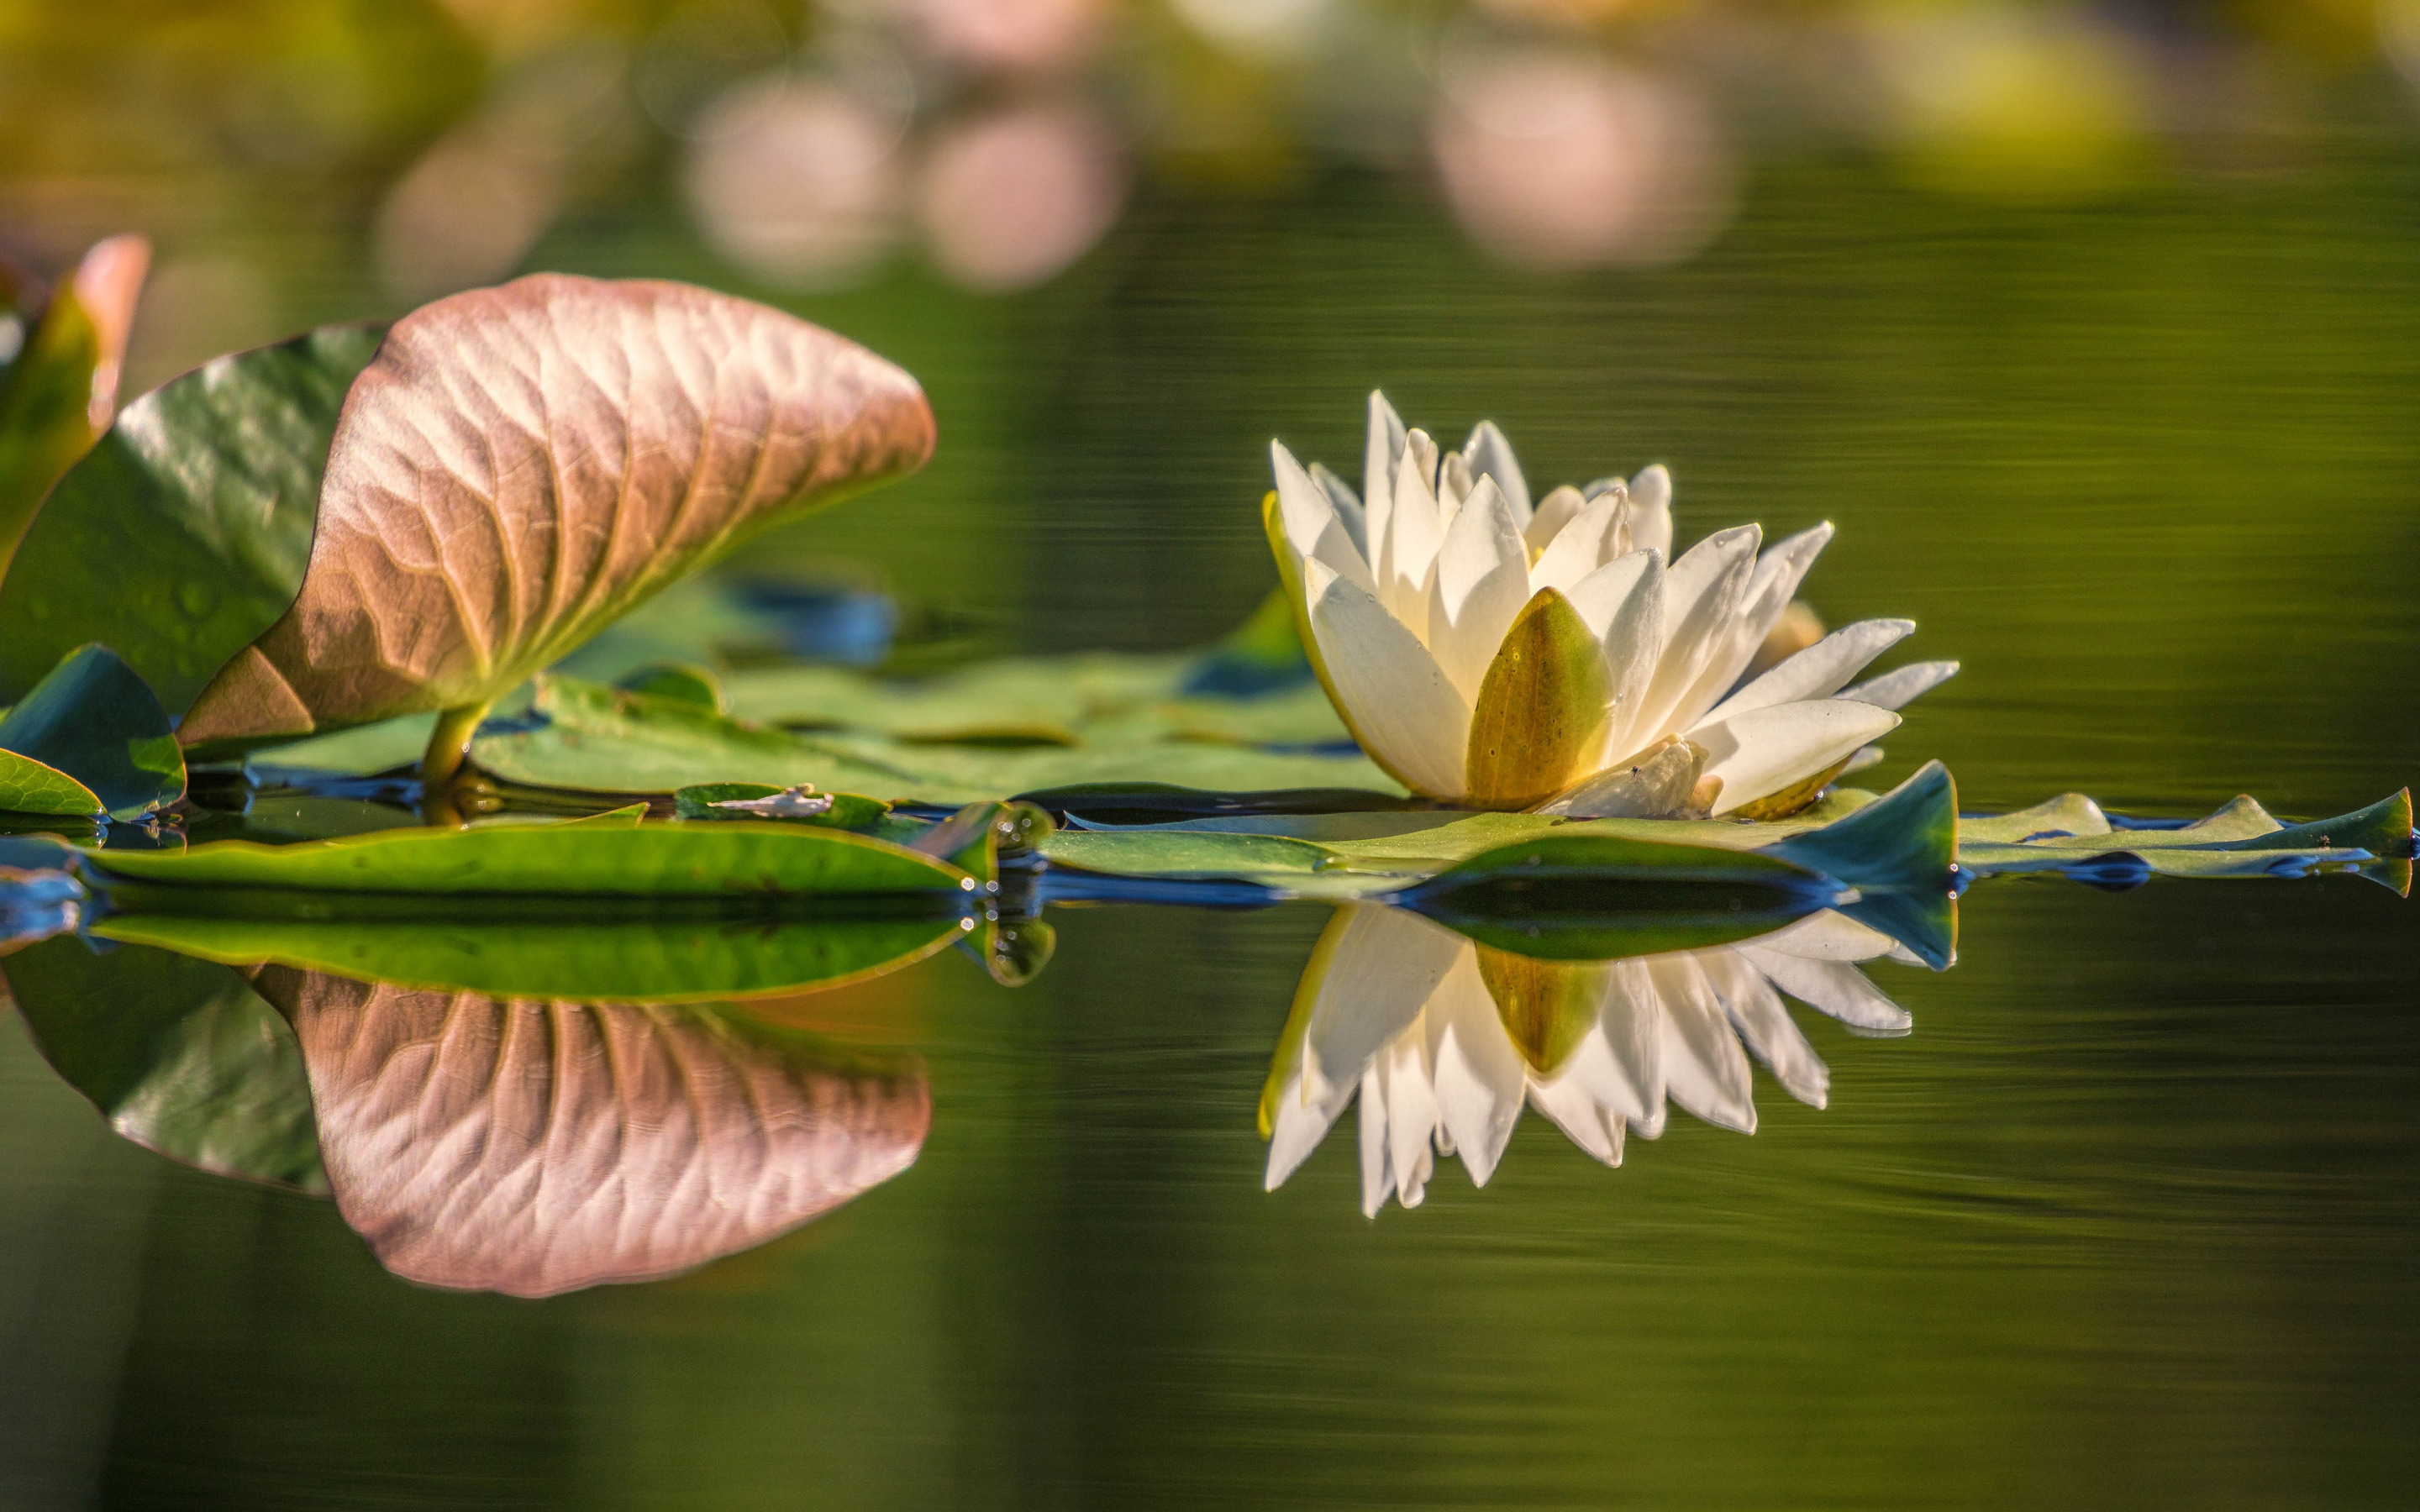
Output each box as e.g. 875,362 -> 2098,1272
5,4 -> 2420,1508
3,0 -> 2417,814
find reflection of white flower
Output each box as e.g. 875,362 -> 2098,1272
1260,905 -> 1919,1215
1265,395 -> 1956,816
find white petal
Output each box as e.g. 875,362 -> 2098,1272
1561,1029 -> 1651,1130
1624,525 -> 1757,747
1423,475 -> 1533,701
1272,441 -> 1376,594
1843,659 -> 1960,711
1733,949 -> 1911,1033
1461,419 -> 1533,525
1701,618 -> 1913,725
1568,549 -> 1666,759
1363,391 -> 1407,590
1600,959 -> 1667,1137
1308,460 -> 1366,559
1647,956 -> 1756,1133
1528,1079 -> 1624,1166
1529,492 -> 1624,596
1690,697 -> 1899,816
1365,1059 -> 1403,1214
1746,522 -> 1833,613
1427,958 -> 1528,1188
1439,449 -> 1475,518
1563,546 -> 1661,642
1742,908 -> 1901,963
1523,484 -> 1590,559
1302,906 -> 1468,1101
1356,1063 -> 1392,1215
1303,559 -> 1471,798
1383,438 -> 1447,635
1625,464 -> 1673,558
1378,1029 -> 1440,1210
1265,1063 -> 1350,1190
1702,949 -> 1828,1110
1666,523 -> 1833,735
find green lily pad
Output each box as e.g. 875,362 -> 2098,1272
722,647 -> 1348,750
0,644 -> 184,817
241,711 -> 440,780
0,748 -> 97,817
80,811 -> 979,902
673,781 -> 902,835
617,660 -> 728,712
1768,759 -> 1958,895
3,932 -> 327,1190
1036,765 -> 1955,902
0,324 -> 383,713
1959,787 -> 2413,882
471,675 -> 1396,806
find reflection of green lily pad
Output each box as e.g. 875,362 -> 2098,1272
95,913 -> 968,1004
1405,834 -> 1844,962
3,933 -> 327,1190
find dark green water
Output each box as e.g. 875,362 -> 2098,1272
5,144 -> 2419,1508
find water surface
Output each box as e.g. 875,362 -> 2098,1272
4,144 -> 2419,1509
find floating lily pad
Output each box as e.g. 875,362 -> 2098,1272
0,644 -> 183,817
470,675 -> 1395,805
673,781 -> 902,835
1959,787 -> 2413,885
617,660 -> 728,713
81,811 -> 979,903
1037,764 -> 1957,902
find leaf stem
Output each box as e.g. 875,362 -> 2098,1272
419,701 -> 492,790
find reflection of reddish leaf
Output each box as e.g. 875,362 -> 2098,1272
258,969 -> 929,1299
183,273 -> 936,745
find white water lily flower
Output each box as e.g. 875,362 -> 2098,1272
1260,905 -> 1919,1215
1264,393 -> 1957,817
